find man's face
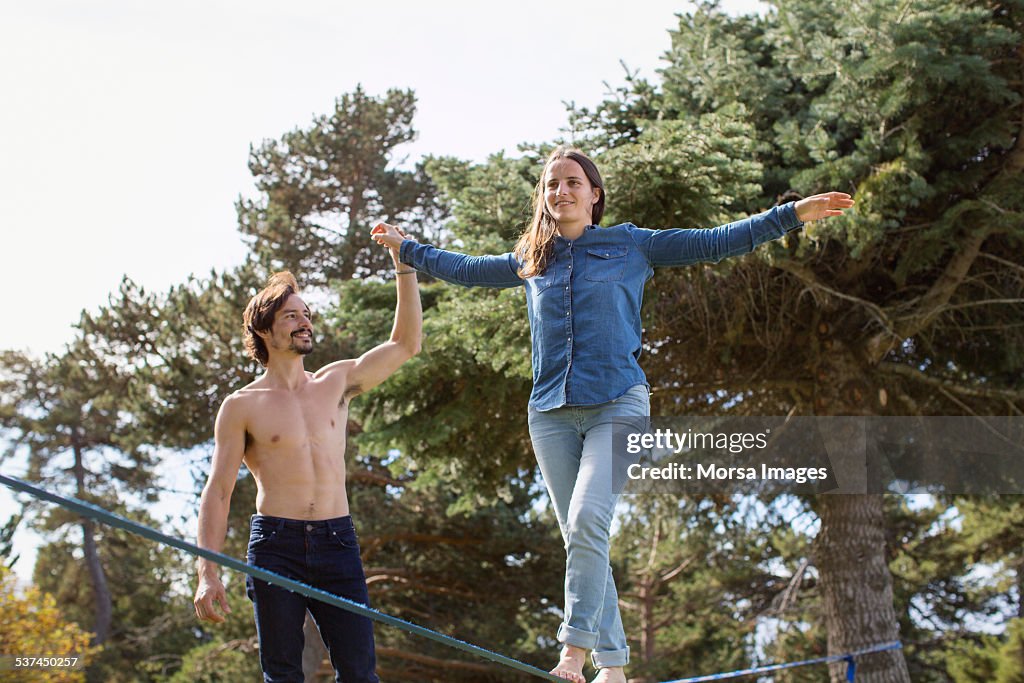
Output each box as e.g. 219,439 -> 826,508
265,294 -> 313,358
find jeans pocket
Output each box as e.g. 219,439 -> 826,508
612,385 -> 650,410
324,533 -> 366,580
330,529 -> 359,550
247,529 -> 277,552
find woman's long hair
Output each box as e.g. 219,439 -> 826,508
513,146 -> 605,278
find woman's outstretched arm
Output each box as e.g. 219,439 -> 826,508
372,223 -> 523,289
632,193 -> 854,267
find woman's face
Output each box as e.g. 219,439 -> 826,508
543,158 -> 601,228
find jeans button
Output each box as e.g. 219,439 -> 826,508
306,524 -> 313,531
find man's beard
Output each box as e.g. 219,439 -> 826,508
287,334 -> 313,356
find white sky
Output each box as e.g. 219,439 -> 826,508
1,0 -> 767,357
1,0 -> 767,579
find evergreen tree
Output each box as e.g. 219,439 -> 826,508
347,454 -> 565,682
337,276 -> 567,680
350,152 -> 542,499
62,139 -> 556,679
237,86 -> 447,284
0,340 -> 156,646
956,497 -> 1024,619
5,8 -> 1020,679
611,495 -> 791,683
75,262 -> 268,453
32,508 -> 195,683
564,2 -> 1024,680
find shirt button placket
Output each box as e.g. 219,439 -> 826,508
564,247 -> 574,404
566,249 -> 573,366
565,264 -> 573,348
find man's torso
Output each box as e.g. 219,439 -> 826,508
236,371 -> 352,519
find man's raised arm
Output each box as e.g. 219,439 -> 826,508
335,223 -> 423,398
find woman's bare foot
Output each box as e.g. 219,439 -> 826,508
591,667 -> 627,683
550,645 -> 587,683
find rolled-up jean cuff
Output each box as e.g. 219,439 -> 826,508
557,622 -> 599,650
591,647 -> 630,669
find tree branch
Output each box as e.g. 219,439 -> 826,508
771,257 -> 897,336
978,251 -> 1024,276
867,228 -> 993,363
365,573 -> 481,601
665,379 -> 814,394
878,362 -> 1024,402
348,468 -> 411,487
375,646 -> 505,674
659,556 -> 697,585
938,298 -> 1024,312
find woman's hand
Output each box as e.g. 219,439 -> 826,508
371,222 -> 413,251
371,222 -> 417,268
794,192 -> 855,222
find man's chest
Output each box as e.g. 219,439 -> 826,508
245,389 -> 349,452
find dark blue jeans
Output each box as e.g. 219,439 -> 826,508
246,515 -> 379,683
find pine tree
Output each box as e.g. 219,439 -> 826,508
565,2 -> 1024,680
237,86 -> 446,284
0,340 -> 156,646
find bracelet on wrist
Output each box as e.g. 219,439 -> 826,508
396,269 -> 417,276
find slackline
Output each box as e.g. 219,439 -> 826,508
1,472 -> 903,682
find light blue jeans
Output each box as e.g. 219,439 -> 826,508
527,383 -> 649,669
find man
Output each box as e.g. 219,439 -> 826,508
193,224 -> 420,682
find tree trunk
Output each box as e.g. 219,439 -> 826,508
641,582 -> 656,667
340,193 -> 366,281
811,346 -> 909,683
815,496 -> 909,683
73,436 -> 112,644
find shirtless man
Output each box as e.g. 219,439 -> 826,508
193,225 -> 420,683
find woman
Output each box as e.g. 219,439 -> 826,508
372,146 -> 853,683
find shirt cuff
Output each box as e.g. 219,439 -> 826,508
399,239 -> 417,266
780,201 -> 804,232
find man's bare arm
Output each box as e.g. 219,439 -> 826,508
194,394 -> 246,623
321,228 -> 422,398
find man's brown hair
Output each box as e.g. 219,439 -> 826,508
242,271 -> 300,366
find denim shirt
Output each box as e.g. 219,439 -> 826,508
400,203 -> 803,411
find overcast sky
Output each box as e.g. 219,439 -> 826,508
1,0 -> 768,578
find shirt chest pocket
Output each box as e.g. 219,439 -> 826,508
584,247 -> 628,282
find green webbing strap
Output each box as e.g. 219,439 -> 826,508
0,472 -> 562,681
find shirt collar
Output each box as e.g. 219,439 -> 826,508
554,224 -> 599,244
